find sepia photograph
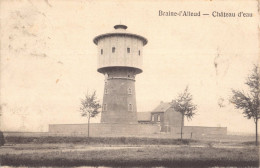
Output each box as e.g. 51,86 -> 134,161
0,0 -> 259,167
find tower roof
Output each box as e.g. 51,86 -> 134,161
93,24 -> 148,45
114,24 -> 127,29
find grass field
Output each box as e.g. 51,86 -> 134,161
0,135 -> 259,167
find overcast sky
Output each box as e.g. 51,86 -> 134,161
0,0 -> 259,133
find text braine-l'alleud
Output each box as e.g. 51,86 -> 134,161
159,10 -> 253,17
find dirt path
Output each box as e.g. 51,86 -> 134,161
0,144 -> 144,155
0,143 -> 253,155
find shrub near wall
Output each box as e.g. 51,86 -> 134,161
5,136 -> 194,145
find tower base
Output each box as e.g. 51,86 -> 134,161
101,67 -> 138,124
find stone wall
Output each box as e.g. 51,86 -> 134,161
170,126 -> 227,138
3,125 -> 227,139
49,123 -> 160,136
163,108 -> 183,128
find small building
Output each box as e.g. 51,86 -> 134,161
137,101 -> 183,132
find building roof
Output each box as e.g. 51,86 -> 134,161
93,24 -> 148,46
152,102 -> 173,112
137,112 -> 151,121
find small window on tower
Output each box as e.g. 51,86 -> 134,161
101,49 -> 103,55
127,48 -> 130,53
103,104 -> 107,111
138,50 -> 141,56
128,88 -> 132,95
112,47 -> 115,53
128,104 -> 133,111
105,89 -> 108,94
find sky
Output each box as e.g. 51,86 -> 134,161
0,0 -> 259,133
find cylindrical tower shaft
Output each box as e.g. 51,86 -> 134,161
102,67 -> 137,124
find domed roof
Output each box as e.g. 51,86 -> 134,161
93,24 -> 148,45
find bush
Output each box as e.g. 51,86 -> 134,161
0,131 -> 5,146
242,141 -> 256,146
5,136 -> 196,145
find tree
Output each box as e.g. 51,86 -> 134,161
0,131 -> 4,147
0,105 -> 5,146
80,91 -> 101,137
171,86 -> 197,139
230,65 -> 259,146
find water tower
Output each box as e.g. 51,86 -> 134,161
93,25 -> 148,124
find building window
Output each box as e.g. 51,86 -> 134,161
158,115 -> 160,122
127,48 -> 130,53
103,104 -> 107,111
138,50 -> 141,56
101,49 -> 103,55
152,115 -> 154,121
105,89 -> 108,94
128,104 -> 133,111
128,88 -> 132,95
112,47 -> 115,53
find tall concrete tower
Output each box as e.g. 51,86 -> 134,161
93,25 -> 148,124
